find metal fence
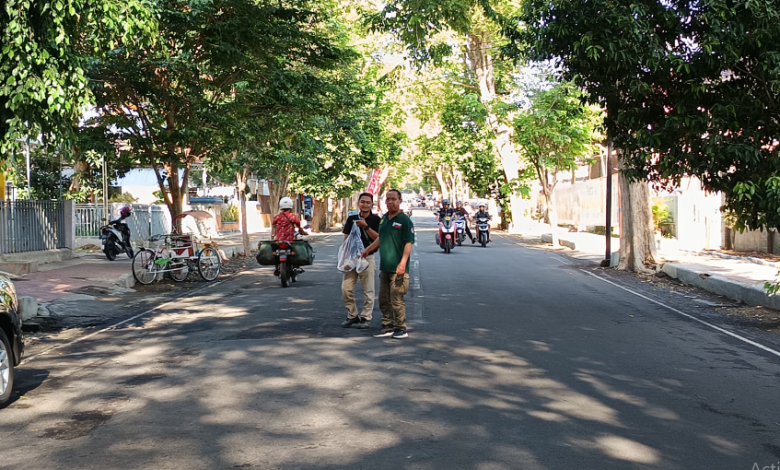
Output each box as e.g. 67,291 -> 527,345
0,200 -> 66,254
75,203 -> 171,243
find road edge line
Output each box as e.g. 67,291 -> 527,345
583,271 -> 780,358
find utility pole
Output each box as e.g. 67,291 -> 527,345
601,143 -> 613,267
103,153 -> 109,224
25,138 -> 31,199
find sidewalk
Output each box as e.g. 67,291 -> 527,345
514,221 -> 780,311
11,229 -> 288,321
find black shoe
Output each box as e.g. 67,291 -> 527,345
341,318 -> 358,328
356,319 -> 371,329
471,238 -> 476,244
391,329 -> 409,339
273,268 -> 280,276
373,326 -> 394,337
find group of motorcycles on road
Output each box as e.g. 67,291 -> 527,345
434,203 -> 491,254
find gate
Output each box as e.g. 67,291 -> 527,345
0,201 -> 66,254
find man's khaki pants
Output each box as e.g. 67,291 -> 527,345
342,254 -> 376,320
378,271 -> 409,330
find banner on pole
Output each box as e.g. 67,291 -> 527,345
365,168 -> 389,195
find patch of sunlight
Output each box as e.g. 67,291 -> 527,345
703,435 -> 742,456
121,344 -> 167,360
476,445 -> 542,469
543,391 -> 620,425
527,410 -> 568,422
287,298 -> 315,304
643,406 -> 680,420
526,340 -> 551,352
576,372 -> 647,406
475,397 -> 522,411
594,435 -> 661,464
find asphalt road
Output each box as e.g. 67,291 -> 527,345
2,209 -> 780,470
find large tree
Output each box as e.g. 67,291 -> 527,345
368,0 -> 530,227
520,0 -> 780,269
0,0 -> 154,154
88,0 -> 351,226
514,82 -> 601,246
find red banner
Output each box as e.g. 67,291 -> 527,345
365,168 -> 389,195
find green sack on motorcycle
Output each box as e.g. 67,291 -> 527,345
256,241 -> 278,265
290,240 -> 314,266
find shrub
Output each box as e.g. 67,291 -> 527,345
222,204 -> 239,222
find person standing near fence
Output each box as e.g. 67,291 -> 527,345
361,189 -> 415,339
341,193 -> 381,329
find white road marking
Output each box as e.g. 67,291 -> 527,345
583,271 -> 780,358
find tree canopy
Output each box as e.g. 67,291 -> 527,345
87,0 -> 364,221
519,0 -> 780,232
0,0 -> 154,155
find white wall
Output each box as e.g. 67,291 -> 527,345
553,175 -> 722,251
554,176 -> 619,230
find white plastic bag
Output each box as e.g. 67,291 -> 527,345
337,222 -> 365,272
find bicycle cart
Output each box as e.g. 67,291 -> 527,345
132,211 -> 222,285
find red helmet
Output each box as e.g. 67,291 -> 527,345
120,205 -> 132,218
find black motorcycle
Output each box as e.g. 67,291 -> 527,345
100,214 -> 133,260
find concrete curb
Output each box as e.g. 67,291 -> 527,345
18,296 -> 38,322
662,263 -> 780,310
696,249 -> 780,271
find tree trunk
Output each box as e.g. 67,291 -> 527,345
330,198 -> 343,227
467,31 -> 524,231
616,157 -> 658,273
544,186 -> 559,247
267,170 -> 289,216
155,160 -> 189,232
312,198 -> 328,232
435,169 -> 448,201
235,162 -> 251,256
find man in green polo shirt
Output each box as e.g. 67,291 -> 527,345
361,188 -> 415,339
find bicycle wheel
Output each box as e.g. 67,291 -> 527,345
169,261 -> 189,282
197,247 -> 221,281
132,249 -> 158,285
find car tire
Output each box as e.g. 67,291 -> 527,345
0,328 -> 15,409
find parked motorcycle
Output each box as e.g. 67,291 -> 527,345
100,206 -> 134,261
475,215 -> 491,247
454,215 -> 467,246
436,215 -> 456,254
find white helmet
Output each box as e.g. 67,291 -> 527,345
279,197 -> 294,210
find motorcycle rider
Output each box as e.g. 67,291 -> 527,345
109,205 -> 133,247
434,199 -> 456,246
453,200 -> 475,244
435,199 -> 456,220
473,203 -> 492,243
272,197 -> 307,276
